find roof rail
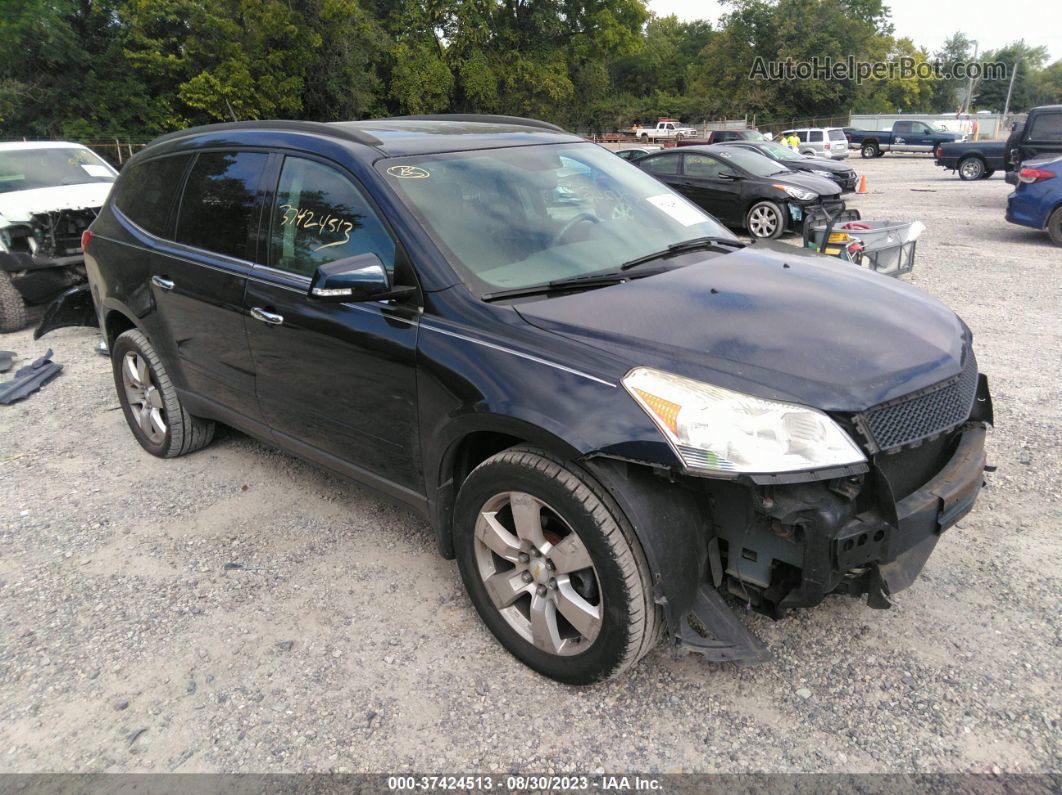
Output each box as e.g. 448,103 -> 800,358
384,114 -> 567,133
146,120 -> 383,149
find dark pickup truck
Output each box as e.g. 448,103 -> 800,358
847,120 -> 964,158
935,140 -> 1006,180
1003,105 -> 1062,184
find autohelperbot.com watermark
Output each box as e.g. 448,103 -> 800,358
750,55 -> 1007,83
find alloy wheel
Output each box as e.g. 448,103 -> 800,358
472,491 -> 603,656
748,205 -> 780,237
960,159 -> 984,180
121,351 -> 167,445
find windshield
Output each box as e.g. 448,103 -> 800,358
378,143 -> 734,294
710,147 -> 789,177
754,142 -> 802,161
0,147 -> 115,193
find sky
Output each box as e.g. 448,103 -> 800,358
646,0 -> 1061,62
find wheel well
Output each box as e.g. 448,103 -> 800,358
104,310 -> 135,346
960,154 -> 985,163
863,138 -> 879,146
451,431 -> 525,491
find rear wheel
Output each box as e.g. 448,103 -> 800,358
861,142 -> 879,158
746,200 -> 787,239
640,133 -> 649,143
454,447 -> 662,684
111,329 -> 214,458
1048,207 -> 1062,247
0,271 -> 27,333
958,156 -> 986,181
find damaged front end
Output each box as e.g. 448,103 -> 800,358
707,368 -> 994,621
0,207 -> 97,304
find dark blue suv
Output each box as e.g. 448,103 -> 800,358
46,116 -> 993,683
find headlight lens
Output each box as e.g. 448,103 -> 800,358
811,169 -> 833,177
623,367 -> 866,474
777,184 -> 818,201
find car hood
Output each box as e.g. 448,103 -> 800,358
515,244 -> 965,412
766,170 -> 843,196
0,183 -> 113,224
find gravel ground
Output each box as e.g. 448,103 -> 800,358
0,155 -> 1059,775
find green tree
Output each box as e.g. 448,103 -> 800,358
974,41 -> 1049,112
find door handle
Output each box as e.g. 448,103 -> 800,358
250,307 -> 284,326
151,275 -> 175,291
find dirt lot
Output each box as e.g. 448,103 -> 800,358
1,155 -> 1059,775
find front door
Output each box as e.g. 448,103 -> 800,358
244,155 -> 422,496
680,152 -> 743,225
151,149 -> 268,421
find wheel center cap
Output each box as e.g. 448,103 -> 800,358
528,559 -> 549,584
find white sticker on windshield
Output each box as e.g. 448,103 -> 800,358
646,193 -> 706,227
80,164 -> 112,178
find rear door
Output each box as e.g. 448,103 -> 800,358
244,154 -> 422,495
151,149 -> 268,423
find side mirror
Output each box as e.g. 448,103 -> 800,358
308,253 -> 401,303
719,170 -> 741,180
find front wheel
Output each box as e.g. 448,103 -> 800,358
454,447 -> 662,685
0,271 -> 27,333
111,329 -> 215,458
746,200 -> 787,239
958,157 -> 986,181
640,133 -> 649,143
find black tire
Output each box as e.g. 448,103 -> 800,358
874,149 -> 885,158
958,156 -> 986,181
454,446 -> 662,685
1048,207 -> 1062,247
111,329 -> 214,458
745,200 -> 787,240
861,142 -> 879,158
0,271 -> 27,333
640,133 -> 649,143
675,132 -> 684,142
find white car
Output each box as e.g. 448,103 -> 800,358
0,141 -> 117,331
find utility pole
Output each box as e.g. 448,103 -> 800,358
1001,40 -> 1023,132
961,40 -> 978,116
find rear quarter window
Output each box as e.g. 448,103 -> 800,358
112,155 -> 191,238
828,129 -> 846,141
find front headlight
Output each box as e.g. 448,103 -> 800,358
623,367 -> 866,474
811,169 -> 833,177
776,184 -> 818,201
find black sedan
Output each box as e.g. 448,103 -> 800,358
719,140 -> 859,192
635,145 -> 844,239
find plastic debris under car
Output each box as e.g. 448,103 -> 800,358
803,208 -> 923,277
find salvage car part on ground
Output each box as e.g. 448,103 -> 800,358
48,115 -> 993,684
0,348 -> 62,404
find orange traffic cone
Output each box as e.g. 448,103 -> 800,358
856,175 -> 868,194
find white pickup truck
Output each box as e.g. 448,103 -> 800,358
631,120 -> 698,143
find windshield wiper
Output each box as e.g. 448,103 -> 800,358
481,272 -> 632,302
620,236 -> 744,271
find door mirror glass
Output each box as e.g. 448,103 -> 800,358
309,252 -> 390,302
719,169 -> 741,180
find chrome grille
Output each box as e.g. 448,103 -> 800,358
856,350 -> 978,453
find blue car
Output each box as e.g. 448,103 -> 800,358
1005,156 -> 1062,246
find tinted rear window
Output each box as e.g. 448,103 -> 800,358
113,155 -> 191,238
829,129 -> 846,141
176,151 -> 267,260
1029,112 -> 1062,142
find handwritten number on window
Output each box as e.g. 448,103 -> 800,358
279,203 -> 353,251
